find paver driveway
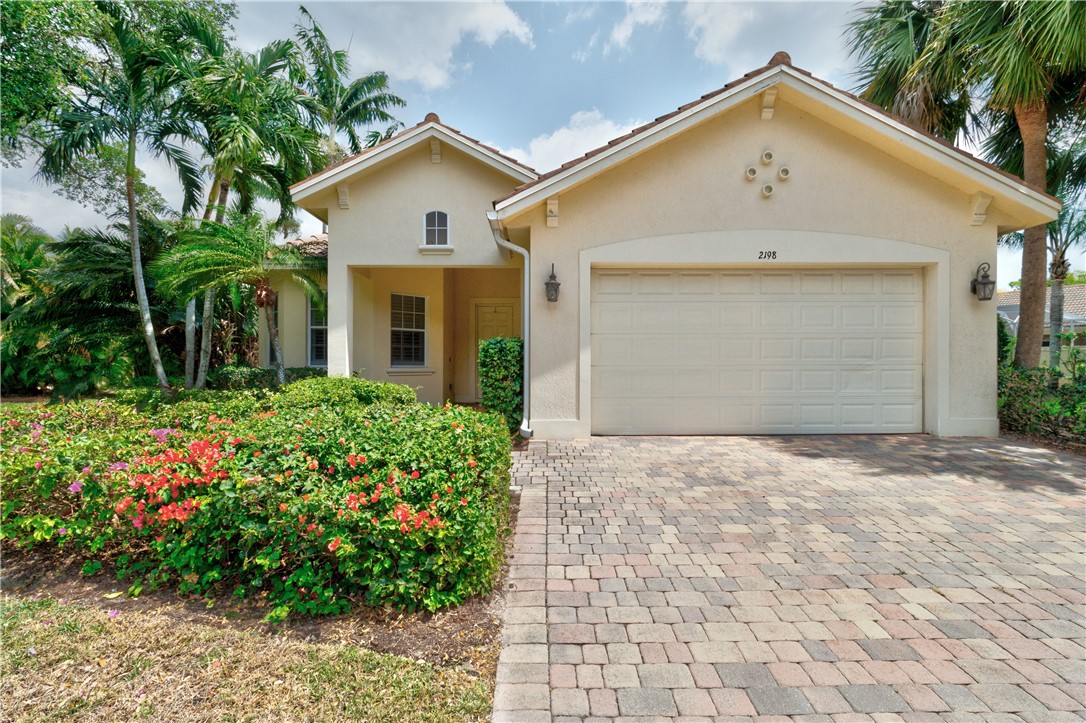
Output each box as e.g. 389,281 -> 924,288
493,436 -> 1086,722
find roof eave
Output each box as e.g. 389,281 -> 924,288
292,123 -> 537,204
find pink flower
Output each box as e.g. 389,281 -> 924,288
68,480 -> 83,494
108,609 -> 120,619
34,462 -> 42,471
58,528 -> 67,536
82,466 -> 91,474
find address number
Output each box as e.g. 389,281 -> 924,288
758,250 -> 777,260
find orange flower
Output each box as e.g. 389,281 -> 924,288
279,503 -> 288,512
328,537 -> 341,552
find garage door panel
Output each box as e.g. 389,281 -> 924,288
591,268 -> 923,434
841,306 -> 878,329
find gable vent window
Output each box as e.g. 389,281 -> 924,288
391,293 -> 426,366
424,211 -> 449,246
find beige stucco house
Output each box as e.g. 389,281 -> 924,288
272,53 -> 1059,439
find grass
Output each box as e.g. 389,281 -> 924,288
1,595 -> 492,722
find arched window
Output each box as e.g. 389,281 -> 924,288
424,211 -> 449,246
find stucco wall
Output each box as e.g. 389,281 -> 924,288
326,142 -> 522,267
260,273 -> 327,371
315,137 -> 525,395
450,268 -> 521,403
504,96 -> 1002,437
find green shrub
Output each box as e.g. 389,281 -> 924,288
997,366 -> 1086,442
478,337 -> 522,435
1,389 -> 510,617
997,316 -> 1014,367
209,365 -> 326,390
271,375 -> 416,411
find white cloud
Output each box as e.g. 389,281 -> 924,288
236,3 -> 533,92
565,4 -> 600,25
682,2 -> 758,65
605,1 -> 668,55
573,31 -> 600,63
492,109 -> 644,174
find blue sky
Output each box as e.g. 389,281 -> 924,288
2,1 -> 1079,288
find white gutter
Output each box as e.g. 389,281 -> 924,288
486,211 -> 532,438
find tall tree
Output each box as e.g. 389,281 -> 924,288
293,5 -> 405,162
174,35 -> 324,387
153,213 -> 325,385
849,0 -> 1086,368
39,0 -> 205,391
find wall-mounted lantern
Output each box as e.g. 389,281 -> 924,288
545,264 -> 561,302
971,262 -> 995,301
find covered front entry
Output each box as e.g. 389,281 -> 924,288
347,266 -> 520,406
590,267 -> 924,434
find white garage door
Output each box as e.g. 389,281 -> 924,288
591,268 -> 923,435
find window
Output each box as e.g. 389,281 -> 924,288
391,293 -> 425,366
308,299 -> 327,367
424,211 -> 449,246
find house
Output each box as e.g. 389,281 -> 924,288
271,52 -> 1059,438
997,286 -> 1086,343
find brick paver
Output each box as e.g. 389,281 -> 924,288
491,436 -> 1085,722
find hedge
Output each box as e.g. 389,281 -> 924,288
478,337 -> 523,435
997,366 -> 1086,443
1,378 -> 511,617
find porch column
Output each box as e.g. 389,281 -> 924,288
327,263 -> 354,377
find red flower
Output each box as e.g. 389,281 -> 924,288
468,460 -> 477,468
460,498 -> 468,506
432,493 -> 439,501
328,537 -> 341,552
410,470 -> 420,479
252,450 -> 261,457
306,523 -> 316,533
371,517 -> 378,525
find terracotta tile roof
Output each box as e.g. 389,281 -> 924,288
494,51 -> 1056,207
289,114 -> 536,192
997,284 -> 1086,321
286,233 -> 328,258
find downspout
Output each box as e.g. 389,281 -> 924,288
487,211 -> 532,438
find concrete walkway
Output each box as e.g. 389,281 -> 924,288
492,435 -> 1086,722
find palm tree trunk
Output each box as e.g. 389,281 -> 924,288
125,129 -> 170,391
264,302 -> 287,386
1012,100 -> 1049,369
194,179 -> 230,389
1049,263 -> 1067,379
184,297 -> 196,388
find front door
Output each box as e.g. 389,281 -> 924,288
474,302 -> 517,400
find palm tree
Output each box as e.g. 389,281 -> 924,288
0,214 -> 52,315
175,36 -> 324,388
1002,196 -> 1086,374
294,6 -> 405,161
3,216 -> 179,397
847,1 -> 973,142
848,1 -> 1086,368
153,213 -> 325,386
39,1 -> 203,391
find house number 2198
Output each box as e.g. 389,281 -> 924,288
758,250 -> 777,260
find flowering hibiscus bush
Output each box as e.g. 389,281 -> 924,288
1,378 -> 511,617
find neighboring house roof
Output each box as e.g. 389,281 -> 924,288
493,51 -> 1059,232
997,285 -> 1086,328
290,113 -> 537,203
286,233 -> 328,258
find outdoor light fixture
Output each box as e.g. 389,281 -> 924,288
971,262 -> 995,301
545,264 -> 561,302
